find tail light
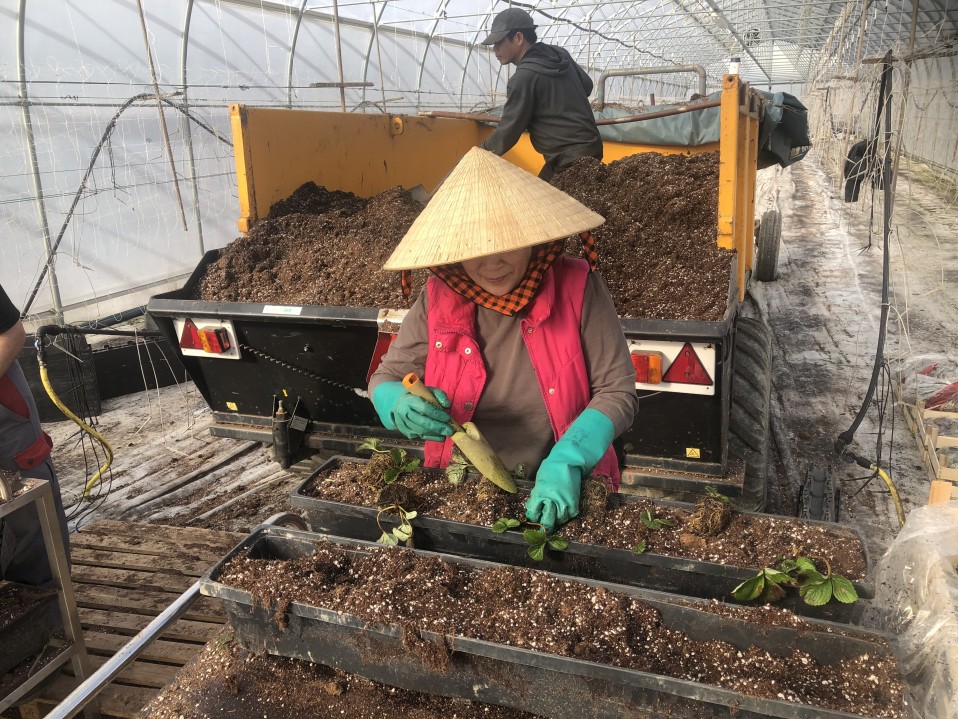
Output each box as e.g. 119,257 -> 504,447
631,351 -> 663,384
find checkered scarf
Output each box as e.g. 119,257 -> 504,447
400,231 -> 598,315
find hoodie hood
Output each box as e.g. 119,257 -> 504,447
517,43 -> 571,77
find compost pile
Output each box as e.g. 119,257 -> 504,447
142,630 -> 540,719
193,152 -> 731,320
553,152 -> 732,320
193,183 -> 427,307
216,542 -> 907,717
304,460 -> 868,580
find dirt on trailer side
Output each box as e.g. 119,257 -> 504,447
194,152 -> 732,321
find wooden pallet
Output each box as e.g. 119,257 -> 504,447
11,520 -> 243,719
899,400 -> 958,504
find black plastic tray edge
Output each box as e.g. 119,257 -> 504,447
199,525 -> 906,719
291,455 -> 875,597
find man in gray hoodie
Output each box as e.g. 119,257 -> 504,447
480,8 -> 603,181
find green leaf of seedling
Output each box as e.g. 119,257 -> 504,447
403,511 -> 417,521
492,518 -> 521,533
633,540 -> 647,555
830,575 -> 859,604
445,462 -> 469,485
392,524 -> 413,542
358,438 -> 385,454
523,529 -> 547,544
547,537 -> 569,552
705,485 -> 731,504
794,568 -> 826,587
763,569 -> 794,586
639,510 -> 672,530
383,467 -> 400,485
377,532 -> 399,546
389,448 -> 405,466
781,556 -> 817,575
527,542 -> 546,561
401,457 -> 421,472
512,463 -> 527,481
732,574 -> 766,602
800,579 -> 834,606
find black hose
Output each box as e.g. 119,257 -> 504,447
835,53 -> 894,460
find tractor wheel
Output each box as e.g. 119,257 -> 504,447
799,465 -> 841,522
755,209 -> 782,282
728,317 -> 773,511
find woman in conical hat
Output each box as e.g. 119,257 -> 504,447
369,148 -> 637,534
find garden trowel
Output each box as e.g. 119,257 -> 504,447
402,373 -> 517,493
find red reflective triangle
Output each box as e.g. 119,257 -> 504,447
662,343 -> 713,385
179,318 -> 204,350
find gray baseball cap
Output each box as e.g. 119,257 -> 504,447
480,8 -> 536,45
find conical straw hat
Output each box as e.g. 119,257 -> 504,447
384,147 -> 604,270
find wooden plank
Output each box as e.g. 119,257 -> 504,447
83,630 -> 200,665
929,480 -> 954,505
28,675 -> 154,719
78,607 -> 223,643
924,408 -> 958,420
936,435 -> 958,448
74,584 -> 227,623
71,564 -> 197,594
70,546 -> 219,577
72,520 -> 243,561
58,653 -> 181,689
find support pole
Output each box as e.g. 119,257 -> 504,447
17,0 -> 63,324
136,0 -> 188,231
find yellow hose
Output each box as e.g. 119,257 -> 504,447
39,359 -> 114,498
871,463 -> 905,528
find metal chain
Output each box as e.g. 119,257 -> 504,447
239,343 -> 366,395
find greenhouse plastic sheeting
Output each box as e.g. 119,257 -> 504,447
595,90 -> 810,169
874,501 -> 958,719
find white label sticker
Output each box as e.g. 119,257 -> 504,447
262,305 -> 303,316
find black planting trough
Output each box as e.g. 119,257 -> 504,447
289,456 -> 874,622
200,526 -> 910,719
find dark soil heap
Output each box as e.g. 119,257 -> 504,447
305,461 -> 868,580
216,542 -> 906,717
193,151 -> 732,320
194,183 -> 427,307
553,152 -> 733,320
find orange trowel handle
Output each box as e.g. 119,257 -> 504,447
402,373 -> 463,432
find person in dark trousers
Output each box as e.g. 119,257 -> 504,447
479,8 -> 603,181
0,284 -> 70,587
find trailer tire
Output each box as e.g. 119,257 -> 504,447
755,209 -> 782,282
728,317 -> 773,511
799,465 -> 841,522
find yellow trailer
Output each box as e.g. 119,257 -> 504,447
150,75 -> 776,509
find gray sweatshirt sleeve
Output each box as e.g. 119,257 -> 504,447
368,292 -> 430,396
480,71 -> 536,157
580,272 -> 638,437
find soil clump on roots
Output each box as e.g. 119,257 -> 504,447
194,153 -> 731,320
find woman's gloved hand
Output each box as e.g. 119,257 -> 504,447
525,408 -> 615,534
371,381 -> 453,442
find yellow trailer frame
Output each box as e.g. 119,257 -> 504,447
230,74 -> 761,302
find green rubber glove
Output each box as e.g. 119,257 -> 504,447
371,381 -> 453,442
525,408 -> 615,534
